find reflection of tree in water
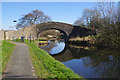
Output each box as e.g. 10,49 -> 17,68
61,46 -> 120,78
81,49 -> 120,78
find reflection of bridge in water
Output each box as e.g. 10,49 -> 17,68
51,44 -> 94,62
51,44 -> 119,62
40,41 -> 58,53
39,40 -> 119,63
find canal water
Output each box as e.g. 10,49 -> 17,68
39,40 -> 120,78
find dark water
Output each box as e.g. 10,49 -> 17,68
39,40 -> 120,78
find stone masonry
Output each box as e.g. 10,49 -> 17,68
0,22 -> 96,40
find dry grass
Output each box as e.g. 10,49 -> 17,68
69,36 -> 91,41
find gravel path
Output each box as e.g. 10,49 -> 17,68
3,42 -> 36,78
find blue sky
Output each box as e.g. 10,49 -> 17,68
2,2 -> 96,30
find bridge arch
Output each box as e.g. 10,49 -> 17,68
35,22 -> 74,41
37,28 -> 69,41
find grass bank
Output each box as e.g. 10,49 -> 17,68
0,41 -> 2,75
2,40 -> 16,72
26,42 -> 83,79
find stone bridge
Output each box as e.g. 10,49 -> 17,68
36,22 -> 74,37
0,22 -> 96,40
36,22 -> 74,41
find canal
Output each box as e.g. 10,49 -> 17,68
39,40 -> 120,78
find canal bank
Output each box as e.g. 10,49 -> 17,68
25,42 -> 83,79
2,40 -> 83,79
12,39 -> 120,79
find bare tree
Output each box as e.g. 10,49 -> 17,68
74,8 -> 101,29
16,9 -> 52,29
73,18 -> 85,27
97,2 -> 118,24
82,8 -> 92,26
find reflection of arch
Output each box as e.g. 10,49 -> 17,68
51,45 -> 92,62
50,42 -> 68,56
37,28 -> 69,42
40,41 -> 58,53
52,45 -> 119,62
51,45 -> 73,62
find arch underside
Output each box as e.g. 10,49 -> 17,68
37,28 -> 69,41
36,22 -> 74,37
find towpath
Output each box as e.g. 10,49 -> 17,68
2,42 -> 36,78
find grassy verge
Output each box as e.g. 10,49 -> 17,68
26,42 -> 83,79
2,40 -> 16,72
0,40 -> 2,76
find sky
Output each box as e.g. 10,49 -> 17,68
1,2 -> 97,30
1,1 -> 119,30
1,0 -> 119,2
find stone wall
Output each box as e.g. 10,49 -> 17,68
0,25 -> 40,40
5,25 -> 38,40
0,29 -> 5,40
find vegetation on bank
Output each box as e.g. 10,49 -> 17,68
69,36 -> 91,41
14,39 -> 34,42
0,41 -> 2,75
14,38 -> 47,42
1,40 -> 16,72
68,36 -> 96,47
14,38 -> 48,46
73,2 -> 120,49
26,42 -> 83,79
68,31 -> 120,49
